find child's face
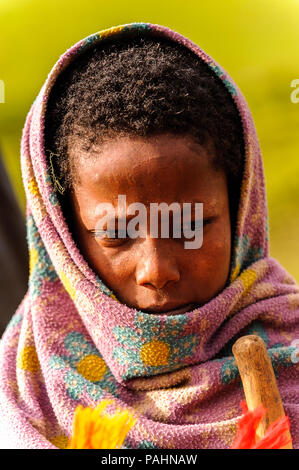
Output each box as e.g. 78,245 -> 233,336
69,133 -> 231,314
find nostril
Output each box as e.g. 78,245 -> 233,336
135,243 -> 180,289
136,276 -> 174,290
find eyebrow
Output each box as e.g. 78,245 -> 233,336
92,202 -> 217,218
90,199 -> 218,221
87,214 -> 134,232
96,214 -> 136,223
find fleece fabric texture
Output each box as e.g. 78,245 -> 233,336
0,23 -> 298,449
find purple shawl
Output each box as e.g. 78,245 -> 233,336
0,23 -> 298,449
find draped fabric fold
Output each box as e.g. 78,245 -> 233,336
0,23 -> 298,449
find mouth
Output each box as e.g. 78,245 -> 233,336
142,303 -> 197,316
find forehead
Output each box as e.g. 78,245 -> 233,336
69,134 -> 227,206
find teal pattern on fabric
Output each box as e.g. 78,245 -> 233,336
44,169 -> 60,206
79,23 -> 150,53
113,312 -> 198,379
220,357 -> 240,385
218,322 -> 269,378
220,345 -> 294,385
6,313 -> 23,329
222,78 -> 238,97
123,23 -> 150,33
269,346 -> 295,376
235,234 -> 264,272
27,215 -> 58,297
123,439 -> 158,449
208,62 -> 238,96
49,191 -> 59,206
80,33 -> 100,51
95,274 -> 114,297
49,332 -> 119,401
245,321 -> 269,347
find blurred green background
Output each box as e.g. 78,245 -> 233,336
0,0 -> 298,280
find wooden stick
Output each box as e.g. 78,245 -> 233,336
232,334 -> 293,449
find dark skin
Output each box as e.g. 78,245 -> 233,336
68,133 -> 231,315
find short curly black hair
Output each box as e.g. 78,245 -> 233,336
45,35 -> 244,225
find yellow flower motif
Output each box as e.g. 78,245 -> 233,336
59,271 -> 76,300
76,354 -> 107,382
67,399 -> 137,449
17,346 -> 40,373
110,293 -> 120,303
140,340 -> 170,366
99,25 -> 125,40
230,262 -> 241,282
49,434 -> 69,449
28,177 -> 40,197
239,268 -> 257,296
29,247 -> 38,276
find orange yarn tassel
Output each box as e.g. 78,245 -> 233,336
67,398 -> 137,449
67,399 -> 291,449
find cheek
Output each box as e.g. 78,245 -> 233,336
206,222 -> 231,271
70,195 -> 136,285
183,221 -> 231,287
209,222 -> 231,258
81,235 -> 135,283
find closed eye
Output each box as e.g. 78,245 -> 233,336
89,228 -> 128,239
179,217 -> 214,235
88,217 -> 215,243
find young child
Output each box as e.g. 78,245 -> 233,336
0,23 -> 298,449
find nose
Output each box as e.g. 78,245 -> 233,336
135,238 -> 180,290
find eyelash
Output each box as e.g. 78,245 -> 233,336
90,218 -> 213,243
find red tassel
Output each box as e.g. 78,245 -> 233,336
240,400 -> 248,414
253,416 -> 291,449
230,401 -> 265,449
230,401 -> 292,449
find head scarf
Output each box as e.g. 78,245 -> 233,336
0,23 -> 298,449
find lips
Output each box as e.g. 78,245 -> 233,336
142,303 -> 196,316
